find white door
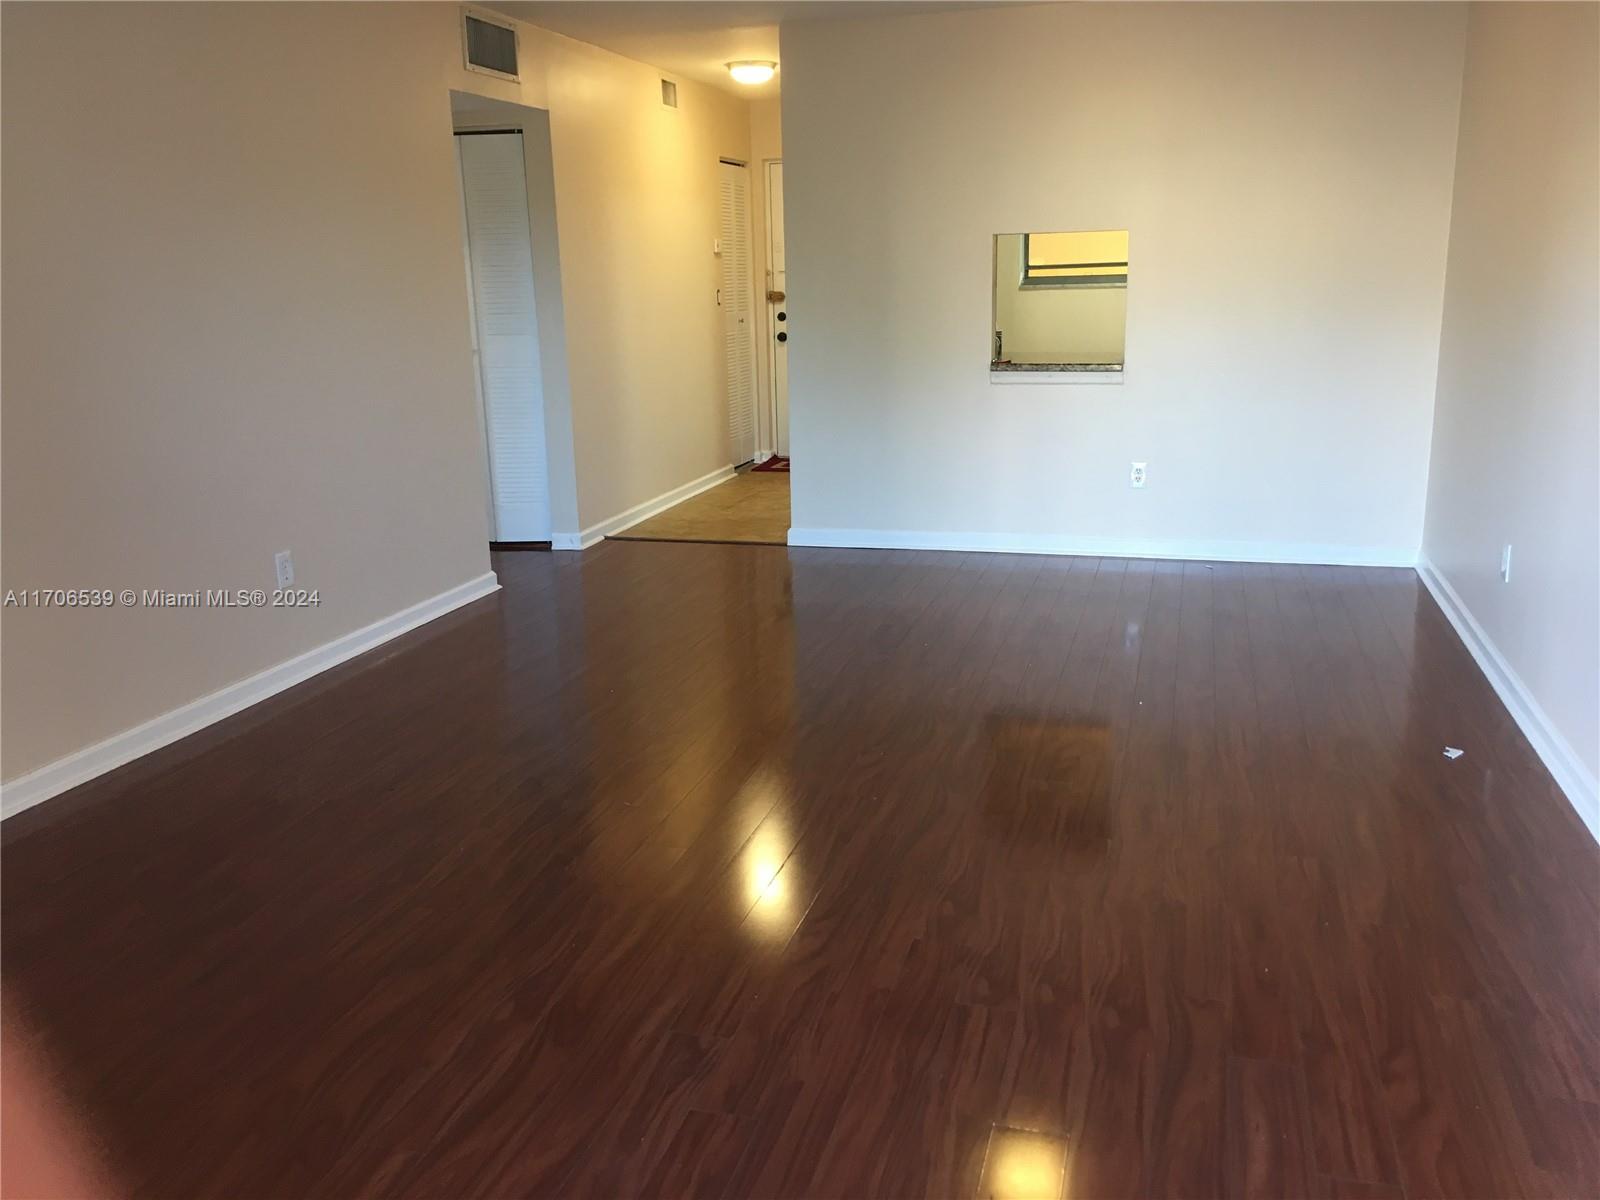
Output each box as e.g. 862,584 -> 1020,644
766,160 -> 788,458
719,161 -> 757,466
456,132 -> 551,542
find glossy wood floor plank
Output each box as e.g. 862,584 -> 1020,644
4,543 -> 1596,1199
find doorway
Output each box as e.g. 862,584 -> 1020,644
719,160 -> 758,468
456,129 -> 552,544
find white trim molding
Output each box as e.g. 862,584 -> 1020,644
786,528 -> 1418,568
1417,559 -> 1599,842
989,370 -> 1124,386
554,463 -> 736,550
0,572 -> 501,821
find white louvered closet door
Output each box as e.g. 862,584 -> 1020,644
719,162 -> 757,466
457,132 -> 551,542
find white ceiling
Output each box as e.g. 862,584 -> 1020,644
490,2 -> 1013,98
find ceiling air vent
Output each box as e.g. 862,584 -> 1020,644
661,79 -> 679,109
463,10 -> 519,81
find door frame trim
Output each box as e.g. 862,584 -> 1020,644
719,158 -> 759,467
763,157 -> 785,461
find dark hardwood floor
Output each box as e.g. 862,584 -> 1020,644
3,543 -> 1596,1199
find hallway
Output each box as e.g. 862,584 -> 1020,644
614,467 -> 789,546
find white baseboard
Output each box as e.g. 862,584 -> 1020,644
0,571 -> 501,822
553,464 -> 736,550
1417,559 -> 1599,842
785,528 -> 1418,568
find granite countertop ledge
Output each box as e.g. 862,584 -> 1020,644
990,361 -> 1124,372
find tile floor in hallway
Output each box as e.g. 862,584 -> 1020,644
614,468 -> 790,546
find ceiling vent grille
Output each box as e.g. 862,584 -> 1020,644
463,10 -> 519,81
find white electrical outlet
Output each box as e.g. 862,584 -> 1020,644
1500,543 -> 1512,583
1130,461 -> 1147,489
274,550 -> 294,588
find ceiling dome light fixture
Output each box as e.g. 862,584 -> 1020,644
726,60 -> 777,85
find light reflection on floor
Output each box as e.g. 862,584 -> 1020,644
741,811 -> 796,940
726,763 -> 799,942
977,1126 -> 1069,1200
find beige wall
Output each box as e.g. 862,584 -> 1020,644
532,32 -> 752,529
1421,3 -> 1600,816
1,2 -> 495,782
748,97 -> 784,455
781,3 -> 1467,558
1,2 -> 752,783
